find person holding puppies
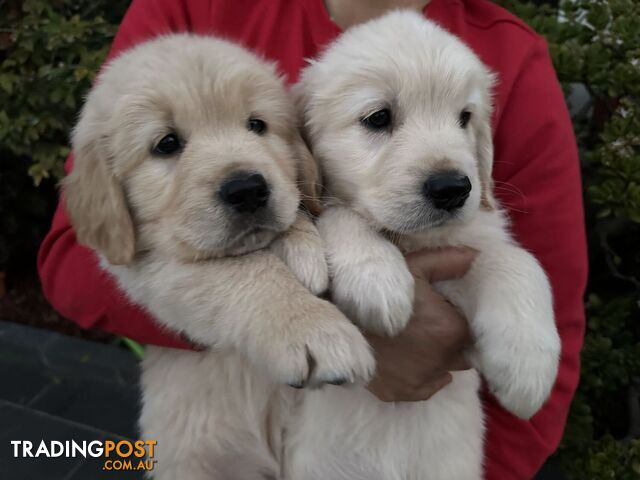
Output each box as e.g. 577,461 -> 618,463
39,0 -> 587,478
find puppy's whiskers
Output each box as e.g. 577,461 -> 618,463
492,182 -> 528,214
493,181 -> 525,200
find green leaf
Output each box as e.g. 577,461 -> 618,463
119,337 -> 146,360
0,75 -> 13,93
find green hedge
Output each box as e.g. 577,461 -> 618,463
1,0 -> 639,477
0,0 -> 128,272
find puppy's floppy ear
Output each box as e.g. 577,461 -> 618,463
475,114 -> 496,211
62,119 -> 136,265
474,78 -> 497,211
293,130 -> 323,216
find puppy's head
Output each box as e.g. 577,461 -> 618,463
64,35 -> 319,265
297,11 -> 496,234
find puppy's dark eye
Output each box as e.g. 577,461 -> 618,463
153,133 -> 182,155
248,118 -> 267,135
361,108 -> 392,130
459,110 -> 472,129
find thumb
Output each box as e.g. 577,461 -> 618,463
406,247 -> 477,282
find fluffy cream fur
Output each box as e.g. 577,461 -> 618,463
292,11 -> 561,479
63,35 -> 374,479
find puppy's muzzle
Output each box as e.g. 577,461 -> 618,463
423,170 -> 472,211
219,172 -> 271,214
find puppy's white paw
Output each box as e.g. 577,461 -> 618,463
252,299 -> 375,388
331,245 -> 414,336
473,311 -> 561,419
270,225 -> 329,296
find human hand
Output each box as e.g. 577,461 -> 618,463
366,247 -> 476,402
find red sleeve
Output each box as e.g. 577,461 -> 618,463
37,0 -> 195,349
484,39 -> 588,478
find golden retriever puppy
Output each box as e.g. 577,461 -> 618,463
63,34 -> 374,479
290,11 -> 561,479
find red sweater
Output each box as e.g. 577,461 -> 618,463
38,0 -> 588,477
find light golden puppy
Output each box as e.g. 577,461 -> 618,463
63,34 -> 374,479
290,11 -> 561,479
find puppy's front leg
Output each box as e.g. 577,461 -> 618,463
318,206 -> 414,336
438,243 -> 560,419
108,251 -> 374,388
269,212 -> 328,295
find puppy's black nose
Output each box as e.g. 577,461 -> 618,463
423,171 -> 472,211
219,173 -> 270,213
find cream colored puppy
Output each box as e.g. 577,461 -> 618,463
63,35 -> 374,479
291,11 -> 561,479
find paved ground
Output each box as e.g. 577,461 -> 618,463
0,320 -> 565,480
0,321 -> 143,479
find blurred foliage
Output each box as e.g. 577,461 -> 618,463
0,0 -> 639,477
0,0 -> 129,272
500,0 -> 640,478
0,0 -> 128,184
